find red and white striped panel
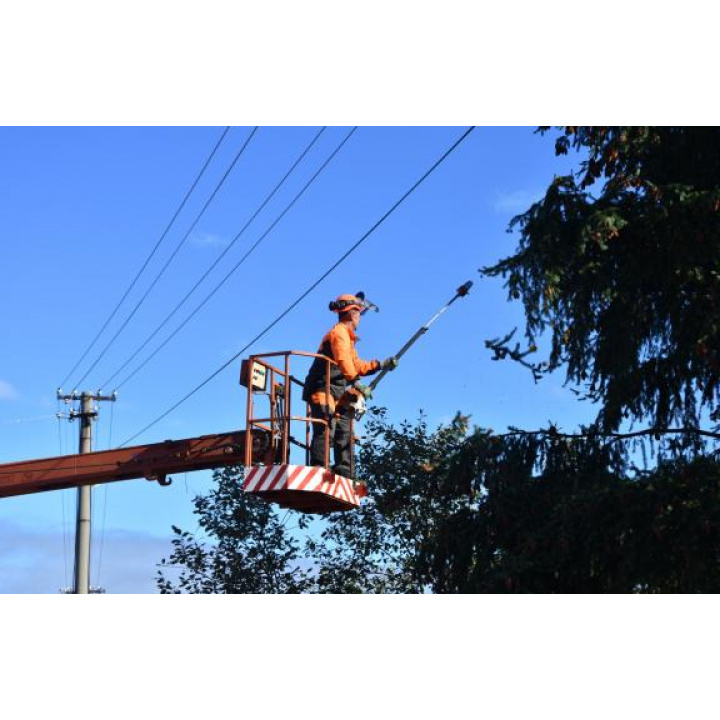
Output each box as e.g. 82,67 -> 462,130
243,465 -> 361,507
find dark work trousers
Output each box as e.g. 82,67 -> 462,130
309,403 -> 353,478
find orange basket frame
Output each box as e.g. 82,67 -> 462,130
243,351 -> 355,475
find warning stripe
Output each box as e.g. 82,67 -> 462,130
265,466 -> 287,491
241,467 -> 256,489
332,475 -> 344,501
317,469 -> 335,492
317,471 -> 331,494
343,478 -> 356,504
327,475 -> 338,499
334,476 -> 348,503
247,464 -> 275,492
243,465 -> 361,507
241,469 -> 253,489
243,467 -> 260,490
307,469 -> 326,492
297,467 -> 322,491
259,465 -> 284,491
346,478 -> 359,505
340,477 -> 360,506
282,465 -> 306,491
251,465 -> 272,491
287,466 -> 310,490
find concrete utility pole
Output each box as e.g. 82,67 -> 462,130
57,390 -> 116,594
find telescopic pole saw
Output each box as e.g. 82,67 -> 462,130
351,280 -> 474,418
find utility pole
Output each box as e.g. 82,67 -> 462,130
57,390 -> 117,594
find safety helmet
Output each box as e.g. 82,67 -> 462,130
329,293 -> 365,314
329,291 -> 380,315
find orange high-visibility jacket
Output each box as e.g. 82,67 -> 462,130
303,323 -> 380,411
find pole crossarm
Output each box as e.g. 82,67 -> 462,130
0,430 -> 251,499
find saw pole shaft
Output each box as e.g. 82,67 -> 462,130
368,283 -> 471,392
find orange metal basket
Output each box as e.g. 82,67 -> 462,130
242,351 -> 364,514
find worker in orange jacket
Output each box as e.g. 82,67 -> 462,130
302,293 -> 397,479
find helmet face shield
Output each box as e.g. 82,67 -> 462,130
329,295 -> 363,314
355,291 -> 379,315
329,291 -> 379,315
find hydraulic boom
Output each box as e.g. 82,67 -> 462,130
0,430 -> 265,499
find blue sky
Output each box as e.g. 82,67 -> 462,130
0,126 -> 593,592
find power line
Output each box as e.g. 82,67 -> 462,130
58,127 -> 231,390
119,126 -> 476,446
99,126 -> 328,391
111,127 -> 358,392
71,127 -> 259,391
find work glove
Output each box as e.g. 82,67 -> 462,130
381,356 -> 398,371
354,382 -> 373,400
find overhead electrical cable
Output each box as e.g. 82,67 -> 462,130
71,127 -> 259,391
111,126 -> 357,391
58,126 -> 231,390
119,126 -> 476,446
99,126 -> 328,390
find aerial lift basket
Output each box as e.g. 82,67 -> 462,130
241,351 -> 364,514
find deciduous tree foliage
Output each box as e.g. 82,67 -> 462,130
157,465 -> 310,593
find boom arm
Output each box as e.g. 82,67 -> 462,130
0,430 -> 262,499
